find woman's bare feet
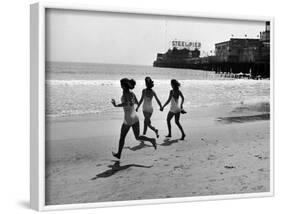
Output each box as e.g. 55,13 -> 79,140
112,152 -> 121,159
155,129 -> 159,138
151,139 -> 157,150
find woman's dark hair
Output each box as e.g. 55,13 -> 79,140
145,76 -> 154,89
120,78 -> 136,90
171,79 -> 180,90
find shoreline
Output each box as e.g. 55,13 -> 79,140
46,99 -> 270,123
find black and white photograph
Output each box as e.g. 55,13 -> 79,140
44,8 -> 271,206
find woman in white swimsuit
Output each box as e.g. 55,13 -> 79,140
111,78 -> 157,159
161,79 -> 186,140
136,77 -> 162,138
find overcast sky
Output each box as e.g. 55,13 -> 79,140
46,9 -> 266,65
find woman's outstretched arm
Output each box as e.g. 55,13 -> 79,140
133,92 -> 139,106
179,90 -> 184,109
111,99 -> 126,107
153,90 -> 162,109
161,90 -> 172,111
136,90 -> 144,111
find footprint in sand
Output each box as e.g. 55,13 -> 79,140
251,185 -> 265,191
172,169 -> 183,175
224,165 -> 236,169
174,165 -> 184,170
254,154 -> 267,160
174,164 -> 191,171
207,154 -> 216,160
171,165 -> 186,175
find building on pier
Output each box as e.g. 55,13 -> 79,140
153,21 -> 270,78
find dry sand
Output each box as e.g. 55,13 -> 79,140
45,104 -> 270,205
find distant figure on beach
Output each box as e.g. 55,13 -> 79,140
111,78 -> 157,159
161,79 -> 186,140
136,77 -> 162,138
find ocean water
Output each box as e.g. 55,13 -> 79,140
46,62 -> 270,119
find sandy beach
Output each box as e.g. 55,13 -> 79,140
45,102 -> 270,205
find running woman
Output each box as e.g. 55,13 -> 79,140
111,78 -> 157,159
161,79 -> 186,140
136,77 -> 162,138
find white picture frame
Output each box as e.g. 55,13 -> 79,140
30,2 -> 274,211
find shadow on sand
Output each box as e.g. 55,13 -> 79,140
125,141 -> 153,151
216,113 -> 270,124
91,161 -> 153,180
161,138 -> 180,146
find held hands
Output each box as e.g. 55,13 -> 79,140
111,99 -> 117,107
160,106 -> 164,111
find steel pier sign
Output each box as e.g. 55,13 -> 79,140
171,40 -> 201,50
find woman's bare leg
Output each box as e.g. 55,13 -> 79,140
166,111 -> 174,137
143,111 -> 159,138
132,122 -> 157,150
112,123 -> 131,159
143,112 -> 148,135
175,113 -> 185,140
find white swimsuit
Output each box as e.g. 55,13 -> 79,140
121,95 -> 139,126
143,95 -> 153,113
170,96 -> 181,113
